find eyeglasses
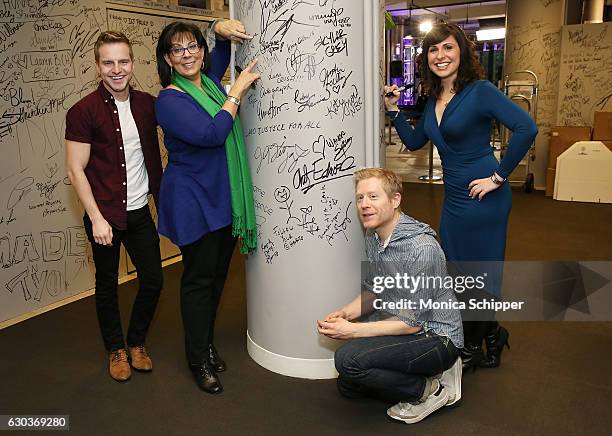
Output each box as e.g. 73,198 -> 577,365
169,43 -> 201,58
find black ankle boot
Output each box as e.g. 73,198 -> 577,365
207,344 -> 226,373
461,343 -> 484,372
190,362 -> 223,394
480,325 -> 510,368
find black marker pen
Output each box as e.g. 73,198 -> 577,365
385,83 -> 414,97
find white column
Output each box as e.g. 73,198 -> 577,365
232,0 -> 382,379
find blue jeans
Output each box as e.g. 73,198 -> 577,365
334,331 -> 459,402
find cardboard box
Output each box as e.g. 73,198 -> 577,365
548,126 -> 592,169
545,168 -> 555,196
589,140 -> 612,151
593,110 -> 612,140
555,141 -> 612,204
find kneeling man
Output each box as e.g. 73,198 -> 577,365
317,168 -> 463,424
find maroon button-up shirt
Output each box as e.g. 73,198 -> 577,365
65,82 -> 162,230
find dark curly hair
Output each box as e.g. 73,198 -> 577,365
156,21 -> 211,87
415,23 -> 484,98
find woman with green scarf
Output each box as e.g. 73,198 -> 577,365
155,20 -> 258,394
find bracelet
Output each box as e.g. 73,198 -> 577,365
490,172 -> 506,185
226,95 -> 240,106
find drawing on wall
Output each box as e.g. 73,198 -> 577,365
234,0 -> 366,266
557,23 -> 612,126
0,1 -> 225,324
0,1 -> 106,323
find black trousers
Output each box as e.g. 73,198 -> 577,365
84,206 -> 163,352
179,225 -> 236,365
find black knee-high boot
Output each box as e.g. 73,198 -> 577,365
480,321 -> 510,368
460,321 -> 486,371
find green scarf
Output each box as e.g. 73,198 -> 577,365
172,71 -> 257,254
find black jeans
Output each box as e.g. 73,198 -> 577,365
335,331 -> 459,403
179,225 -> 236,365
84,206 -> 163,352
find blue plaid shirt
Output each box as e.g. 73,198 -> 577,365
363,213 -> 464,348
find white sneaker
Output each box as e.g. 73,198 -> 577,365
387,379 -> 449,424
439,357 -> 462,406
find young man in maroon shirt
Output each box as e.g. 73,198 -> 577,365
65,31 -> 163,382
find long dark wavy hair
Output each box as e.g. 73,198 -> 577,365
415,23 -> 484,98
156,21 -> 211,87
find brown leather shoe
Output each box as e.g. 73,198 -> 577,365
109,349 -> 131,382
128,345 -> 153,372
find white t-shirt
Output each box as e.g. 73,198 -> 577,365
115,97 -> 149,211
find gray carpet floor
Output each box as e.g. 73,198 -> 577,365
1,185 -> 611,435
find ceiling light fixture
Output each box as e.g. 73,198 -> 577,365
419,21 -> 433,33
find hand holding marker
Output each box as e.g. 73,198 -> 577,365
235,65 -> 256,89
385,83 -> 414,97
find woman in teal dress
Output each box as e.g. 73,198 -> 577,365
385,23 -> 537,370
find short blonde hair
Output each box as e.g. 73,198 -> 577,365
94,30 -> 134,62
354,167 -> 403,199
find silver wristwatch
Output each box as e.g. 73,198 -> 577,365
226,95 -> 240,106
